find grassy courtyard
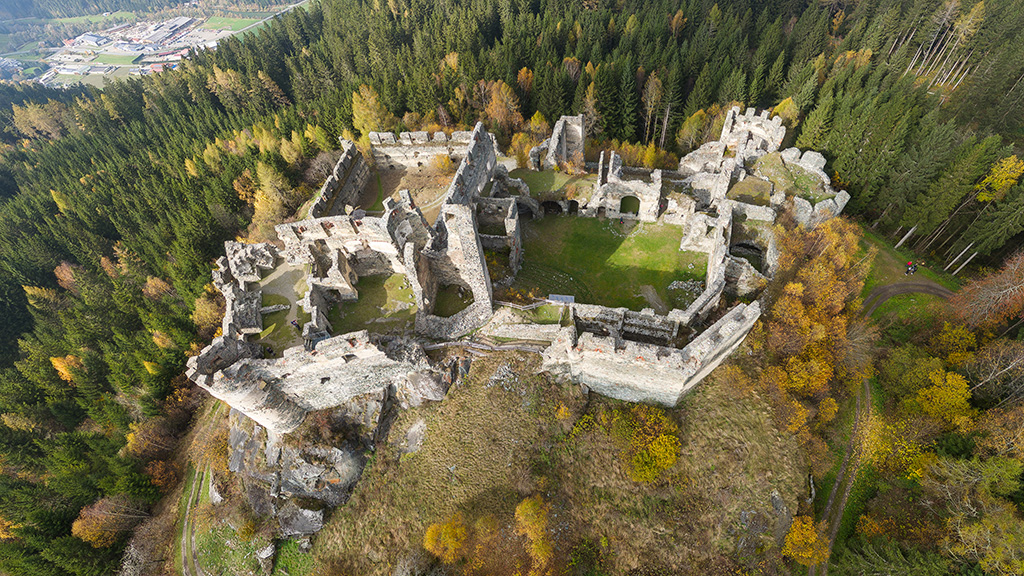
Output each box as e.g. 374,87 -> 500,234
327,274 -> 417,335
256,265 -> 309,356
509,168 -> 598,202
515,216 -> 706,311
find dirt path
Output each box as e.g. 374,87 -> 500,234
811,280 -> 954,575
862,280 -> 954,315
640,285 -> 669,314
809,379 -> 870,576
180,467 -> 205,576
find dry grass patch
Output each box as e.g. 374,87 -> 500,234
554,363 -> 804,574
313,351 -> 582,574
313,351 -> 805,575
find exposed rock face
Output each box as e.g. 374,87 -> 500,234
277,501 -> 324,537
204,332 -> 435,434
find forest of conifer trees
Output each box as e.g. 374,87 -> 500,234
1,0 -> 1024,572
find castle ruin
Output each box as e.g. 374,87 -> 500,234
188,107 -> 851,435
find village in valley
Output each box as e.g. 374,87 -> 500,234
0,2 -> 307,87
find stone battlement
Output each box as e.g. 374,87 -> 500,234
367,129 -> 478,170
542,302 -> 761,406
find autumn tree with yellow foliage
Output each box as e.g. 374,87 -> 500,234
755,217 -> 875,473
423,513 -> 468,564
783,515 -> 830,566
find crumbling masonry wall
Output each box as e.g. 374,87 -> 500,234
309,140 -> 370,218
539,115 -> 584,171
413,203 -> 495,338
542,302 -> 761,406
720,106 -> 786,154
368,130 -> 473,170
443,122 -> 499,206
197,331 -> 437,434
475,197 -> 523,275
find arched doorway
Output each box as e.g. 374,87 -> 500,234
619,195 -> 640,216
541,201 -> 563,215
567,200 -> 579,214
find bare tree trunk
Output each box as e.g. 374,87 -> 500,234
659,104 -> 671,149
873,203 -> 894,229
928,32 -> 963,82
952,65 -> 973,90
953,251 -> 979,275
946,242 -> 974,271
895,225 -> 917,249
940,50 -> 973,87
917,25 -> 952,76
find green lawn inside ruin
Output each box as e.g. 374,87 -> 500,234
509,168 -> 598,202
327,274 -> 417,335
754,152 -> 834,204
256,264 -> 309,356
514,216 -> 707,311
433,284 -> 474,317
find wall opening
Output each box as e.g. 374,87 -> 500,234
731,241 -> 765,273
568,200 -> 579,214
541,201 -> 563,215
619,195 -> 640,216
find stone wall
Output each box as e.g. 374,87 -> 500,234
414,203 -> 495,338
673,209 -> 731,324
720,106 -> 786,153
367,130 -> 472,170
308,141 -> 369,219
195,332 -> 439,434
542,302 -> 761,406
540,115 -> 584,171
275,216 -> 406,275
474,197 -> 522,274
443,122 -> 498,206
584,152 -> 662,222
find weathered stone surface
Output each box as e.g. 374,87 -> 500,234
800,150 -> 827,172
780,147 -> 801,163
792,196 -> 813,226
401,418 -> 427,454
725,256 -> 767,298
543,302 -> 761,406
720,106 -> 786,153
277,501 -> 323,537
397,372 -> 447,408
542,115 -> 584,171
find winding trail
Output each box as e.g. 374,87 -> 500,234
861,280 -> 954,316
810,279 -> 954,576
180,467 -> 207,576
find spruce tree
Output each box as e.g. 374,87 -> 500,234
684,63 -> 714,117
795,89 -> 834,150
594,63 -> 620,138
619,57 -> 639,141
718,68 -> 746,105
